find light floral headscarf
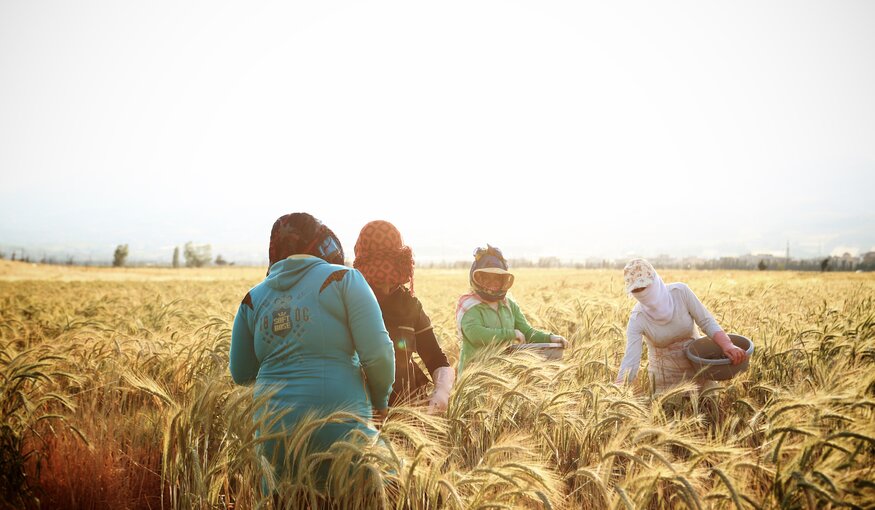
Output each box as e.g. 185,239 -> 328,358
623,258 -> 674,324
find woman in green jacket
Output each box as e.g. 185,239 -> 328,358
454,245 -> 569,374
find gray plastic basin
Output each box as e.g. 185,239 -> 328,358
506,342 -> 564,361
685,334 -> 754,381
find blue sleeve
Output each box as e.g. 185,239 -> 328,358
343,270 -> 395,409
230,301 -> 259,385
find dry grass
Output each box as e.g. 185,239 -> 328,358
1,262 -> 873,509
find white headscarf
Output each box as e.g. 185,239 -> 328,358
624,258 -> 674,325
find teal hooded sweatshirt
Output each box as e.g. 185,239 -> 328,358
230,255 -> 395,479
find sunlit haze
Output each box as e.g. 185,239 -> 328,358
1,1 -> 873,265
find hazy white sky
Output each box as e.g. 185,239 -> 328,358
1,1 -> 873,264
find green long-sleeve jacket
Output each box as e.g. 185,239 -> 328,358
458,296 -> 552,374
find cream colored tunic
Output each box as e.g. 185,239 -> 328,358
617,283 -> 723,391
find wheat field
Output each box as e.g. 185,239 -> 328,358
1,260 -> 873,509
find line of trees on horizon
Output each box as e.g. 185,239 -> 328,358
0,242 -> 231,269
415,255 -> 875,272
2,248 -> 873,272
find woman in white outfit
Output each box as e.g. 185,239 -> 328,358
616,258 -> 747,392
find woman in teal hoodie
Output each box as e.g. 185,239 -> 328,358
230,212 -> 395,486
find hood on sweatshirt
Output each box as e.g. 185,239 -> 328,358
264,255 -> 326,292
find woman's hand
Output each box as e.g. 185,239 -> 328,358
428,367 -> 455,414
372,407 -> 388,428
713,331 -> 748,365
550,334 -> 570,349
514,329 -> 526,343
723,345 -> 747,365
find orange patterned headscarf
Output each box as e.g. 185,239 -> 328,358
353,220 -> 415,293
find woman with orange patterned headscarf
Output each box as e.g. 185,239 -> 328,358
354,220 -> 455,413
